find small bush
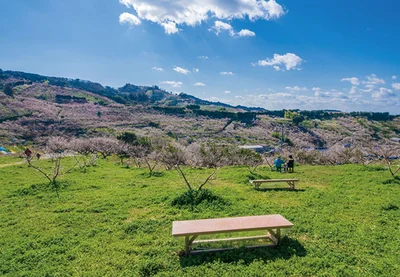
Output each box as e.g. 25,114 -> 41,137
382,204 -> 399,211
171,189 -> 227,208
271,132 -> 281,139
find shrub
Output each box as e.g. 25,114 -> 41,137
3,84 -> 14,98
271,132 -> 281,139
171,189 -> 227,208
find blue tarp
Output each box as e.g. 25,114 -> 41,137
0,147 -> 9,152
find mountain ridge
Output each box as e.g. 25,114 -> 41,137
0,68 -> 398,148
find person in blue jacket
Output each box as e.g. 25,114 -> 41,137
274,156 -> 285,172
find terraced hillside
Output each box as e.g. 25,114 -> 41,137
0,69 -> 399,148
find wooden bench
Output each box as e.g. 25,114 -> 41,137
172,214 -> 293,255
250,179 -> 299,190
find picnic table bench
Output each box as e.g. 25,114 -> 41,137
172,214 -> 294,255
250,179 -> 299,190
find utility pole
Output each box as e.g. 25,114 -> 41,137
280,124 -> 284,152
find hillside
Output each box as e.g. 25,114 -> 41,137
0,69 -> 399,148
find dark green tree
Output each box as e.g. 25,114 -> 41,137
117,132 -> 138,145
3,84 -> 14,98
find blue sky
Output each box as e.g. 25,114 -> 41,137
0,0 -> 399,113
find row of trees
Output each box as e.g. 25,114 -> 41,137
25,134 -> 400,195
25,134 -> 266,192
292,143 -> 400,177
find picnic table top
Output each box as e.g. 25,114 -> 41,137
251,179 -> 299,183
172,214 -> 293,237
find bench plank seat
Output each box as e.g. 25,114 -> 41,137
172,214 -> 293,254
250,179 -> 299,190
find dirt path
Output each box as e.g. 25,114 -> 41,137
0,161 -> 24,168
0,153 -> 76,168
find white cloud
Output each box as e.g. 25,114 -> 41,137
161,81 -> 183,88
224,90 -> 231,94
360,84 -> 376,93
193,68 -> 199,73
220,71 -> 234,75
314,90 -> 348,99
198,56 -> 209,60
193,82 -> 206,87
372,88 -> 396,101
173,66 -> 190,75
119,12 -> 141,25
392,76 -> 397,80
119,0 -> 286,35
349,86 -> 358,95
161,21 -> 180,34
151,67 -> 163,72
285,86 -> 307,92
341,77 -> 360,86
312,87 -> 321,91
211,22 -> 256,37
212,21 -> 235,36
392,83 -> 400,90
253,53 -> 304,71
237,29 -> 256,37
363,74 -> 385,85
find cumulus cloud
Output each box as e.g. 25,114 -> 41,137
391,83 -> 400,90
253,53 -> 303,71
349,86 -> 358,95
193,68 -> 199,73
160,81 -> 183,88
363,74 -> 385,85
220,71 -> 234,75
173,66 -> 190,75
198,56 -> 209,60
193,82 -> 206,87
315,90 -> 348,99
119,12 -> 141,25
152,67 -> 163,71
285,86 -> 307,92
372,88 -> 396,100
237,29 -> 256,37
341,77 -> 360,86
224,90 -> 231,94
161,21 -> 180,34
392,76 -> 397,80
360,84 -> 376,93
211,21 -> 256,37
211,21 -> 235,36
119,0 -> 286,34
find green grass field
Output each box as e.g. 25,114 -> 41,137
1,158 -> 399,277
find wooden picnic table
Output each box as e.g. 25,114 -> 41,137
172,214 -> 294,254
250,179 -> 299,190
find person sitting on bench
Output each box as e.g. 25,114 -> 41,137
286,155 -> 294,173
274,156 -> 285,172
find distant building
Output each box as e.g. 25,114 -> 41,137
239,145 -> 271,153
390,137 -> 400,143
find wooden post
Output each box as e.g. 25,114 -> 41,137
185,235 -> 198,255
276,228 -> 281,245
185,236 -> 190,255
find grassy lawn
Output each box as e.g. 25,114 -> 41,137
0,155 -> 22,166
0,158 -> 399,276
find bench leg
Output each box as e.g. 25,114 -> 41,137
267,228 -> 281,246
287,181 -> 295,190
185,235 -> 198,255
